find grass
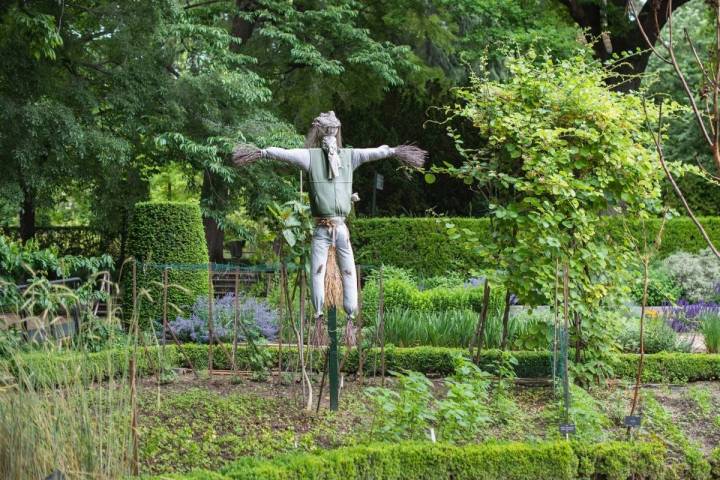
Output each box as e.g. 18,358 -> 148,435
701,312 -> 720,353
375,307 -> 551,349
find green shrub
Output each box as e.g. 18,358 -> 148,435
350,217 -> 720,277
123,202 -> 209,328
572,441 -> 666,480
143,441 -> 673,480
617,316 -> 687,354
220,442 -> 579,480
360,269 -> 503,324
629,267 -> 682,306
5,345 -> 720,386
663,249 -> 720,303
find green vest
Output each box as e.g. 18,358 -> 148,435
308,148 -> 353,218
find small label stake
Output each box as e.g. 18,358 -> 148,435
623,415 -> 642,428
559,424 -> 576,435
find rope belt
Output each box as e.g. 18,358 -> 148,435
315,217 -> 345,246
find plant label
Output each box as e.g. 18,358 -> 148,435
558,424 -> 576,434
623,415 -> 642,427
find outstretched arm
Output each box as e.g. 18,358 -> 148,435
351,145 -> 395,170
233,146 -> 310,171
351,144 -> 427,170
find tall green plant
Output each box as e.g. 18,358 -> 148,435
437,50 -> 671,379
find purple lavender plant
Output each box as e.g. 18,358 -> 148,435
168,293 -> 279,344
663,299 -> 720,333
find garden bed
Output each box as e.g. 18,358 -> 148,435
133,372 -> 720,476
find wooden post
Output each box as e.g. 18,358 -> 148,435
356,265 -> 364,384
562,262 -> 571,436
208,265 -> 214,375
232,268 -> 240,372
162,268 -> 168,352
379,266 -> 386,386
328,306 -> 339,411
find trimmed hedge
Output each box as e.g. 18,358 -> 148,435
5,345 -> 719,385
351,216 -> 720,276
123,202 -> 209,326
143,441 -> 671,480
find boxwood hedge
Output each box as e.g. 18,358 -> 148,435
143,440 -> 671,480
351,216 -> 720,276
123,202 -> 209,327
4,345 -> 719,386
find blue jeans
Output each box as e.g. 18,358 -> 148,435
310,218 -> 357,318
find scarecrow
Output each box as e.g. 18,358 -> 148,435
233,111 -> 427,325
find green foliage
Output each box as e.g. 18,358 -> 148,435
701,313 -> 720,354
548,385 -> 610,443
643,394 -> 712,480
618,315 -> 688,354
139,387 -> 348,475
436,357 -> 492,442
629,267 -> 682,306
361,268 -> 503,323
145,440 -> 679,480
123,202 -> 209,327
572,441 -> 666,480
663,249 -> 720,303
351,217 -> 720,278
375,307 -> 553,350
366,356 -> 494,444
366,370 -> 435,442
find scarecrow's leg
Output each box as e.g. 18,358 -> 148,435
310,226 -> 331,317
335,224 -> 358,318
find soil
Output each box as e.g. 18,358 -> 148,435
137,372 -> 720,454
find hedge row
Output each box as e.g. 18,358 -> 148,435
351,216 -> 720,276
144,440 -> 670,480
3,345 -> 719,386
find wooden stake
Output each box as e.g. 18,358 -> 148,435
379,266 -> 386,386
232,268 -> 240,372
208,265 -> 214,375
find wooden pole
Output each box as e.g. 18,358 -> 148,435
232,268 -> 240,372
379,266 -> 386,386
473,279 -> 491,363
162,268 -> 168,352
208,265 -> 214,375
328,306 -> 339,411
562,262 -> 571,435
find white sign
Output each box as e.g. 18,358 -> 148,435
375,173 -> 384,190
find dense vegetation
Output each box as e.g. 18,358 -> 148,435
3,1 -> 720,479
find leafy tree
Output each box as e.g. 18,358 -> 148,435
438,51 -> 669,381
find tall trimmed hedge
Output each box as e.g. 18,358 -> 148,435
351,216 -> 720,276
123,202 -> 209,327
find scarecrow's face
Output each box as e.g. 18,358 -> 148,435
321,125 -> 339,137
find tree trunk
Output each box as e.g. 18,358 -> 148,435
559,0 -> 691,91
201,170 -> 226,264
19,187 -> 36,243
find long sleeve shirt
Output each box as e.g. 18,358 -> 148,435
261,145 -> 395,172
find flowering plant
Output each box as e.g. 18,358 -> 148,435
168,293 -> 279,344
